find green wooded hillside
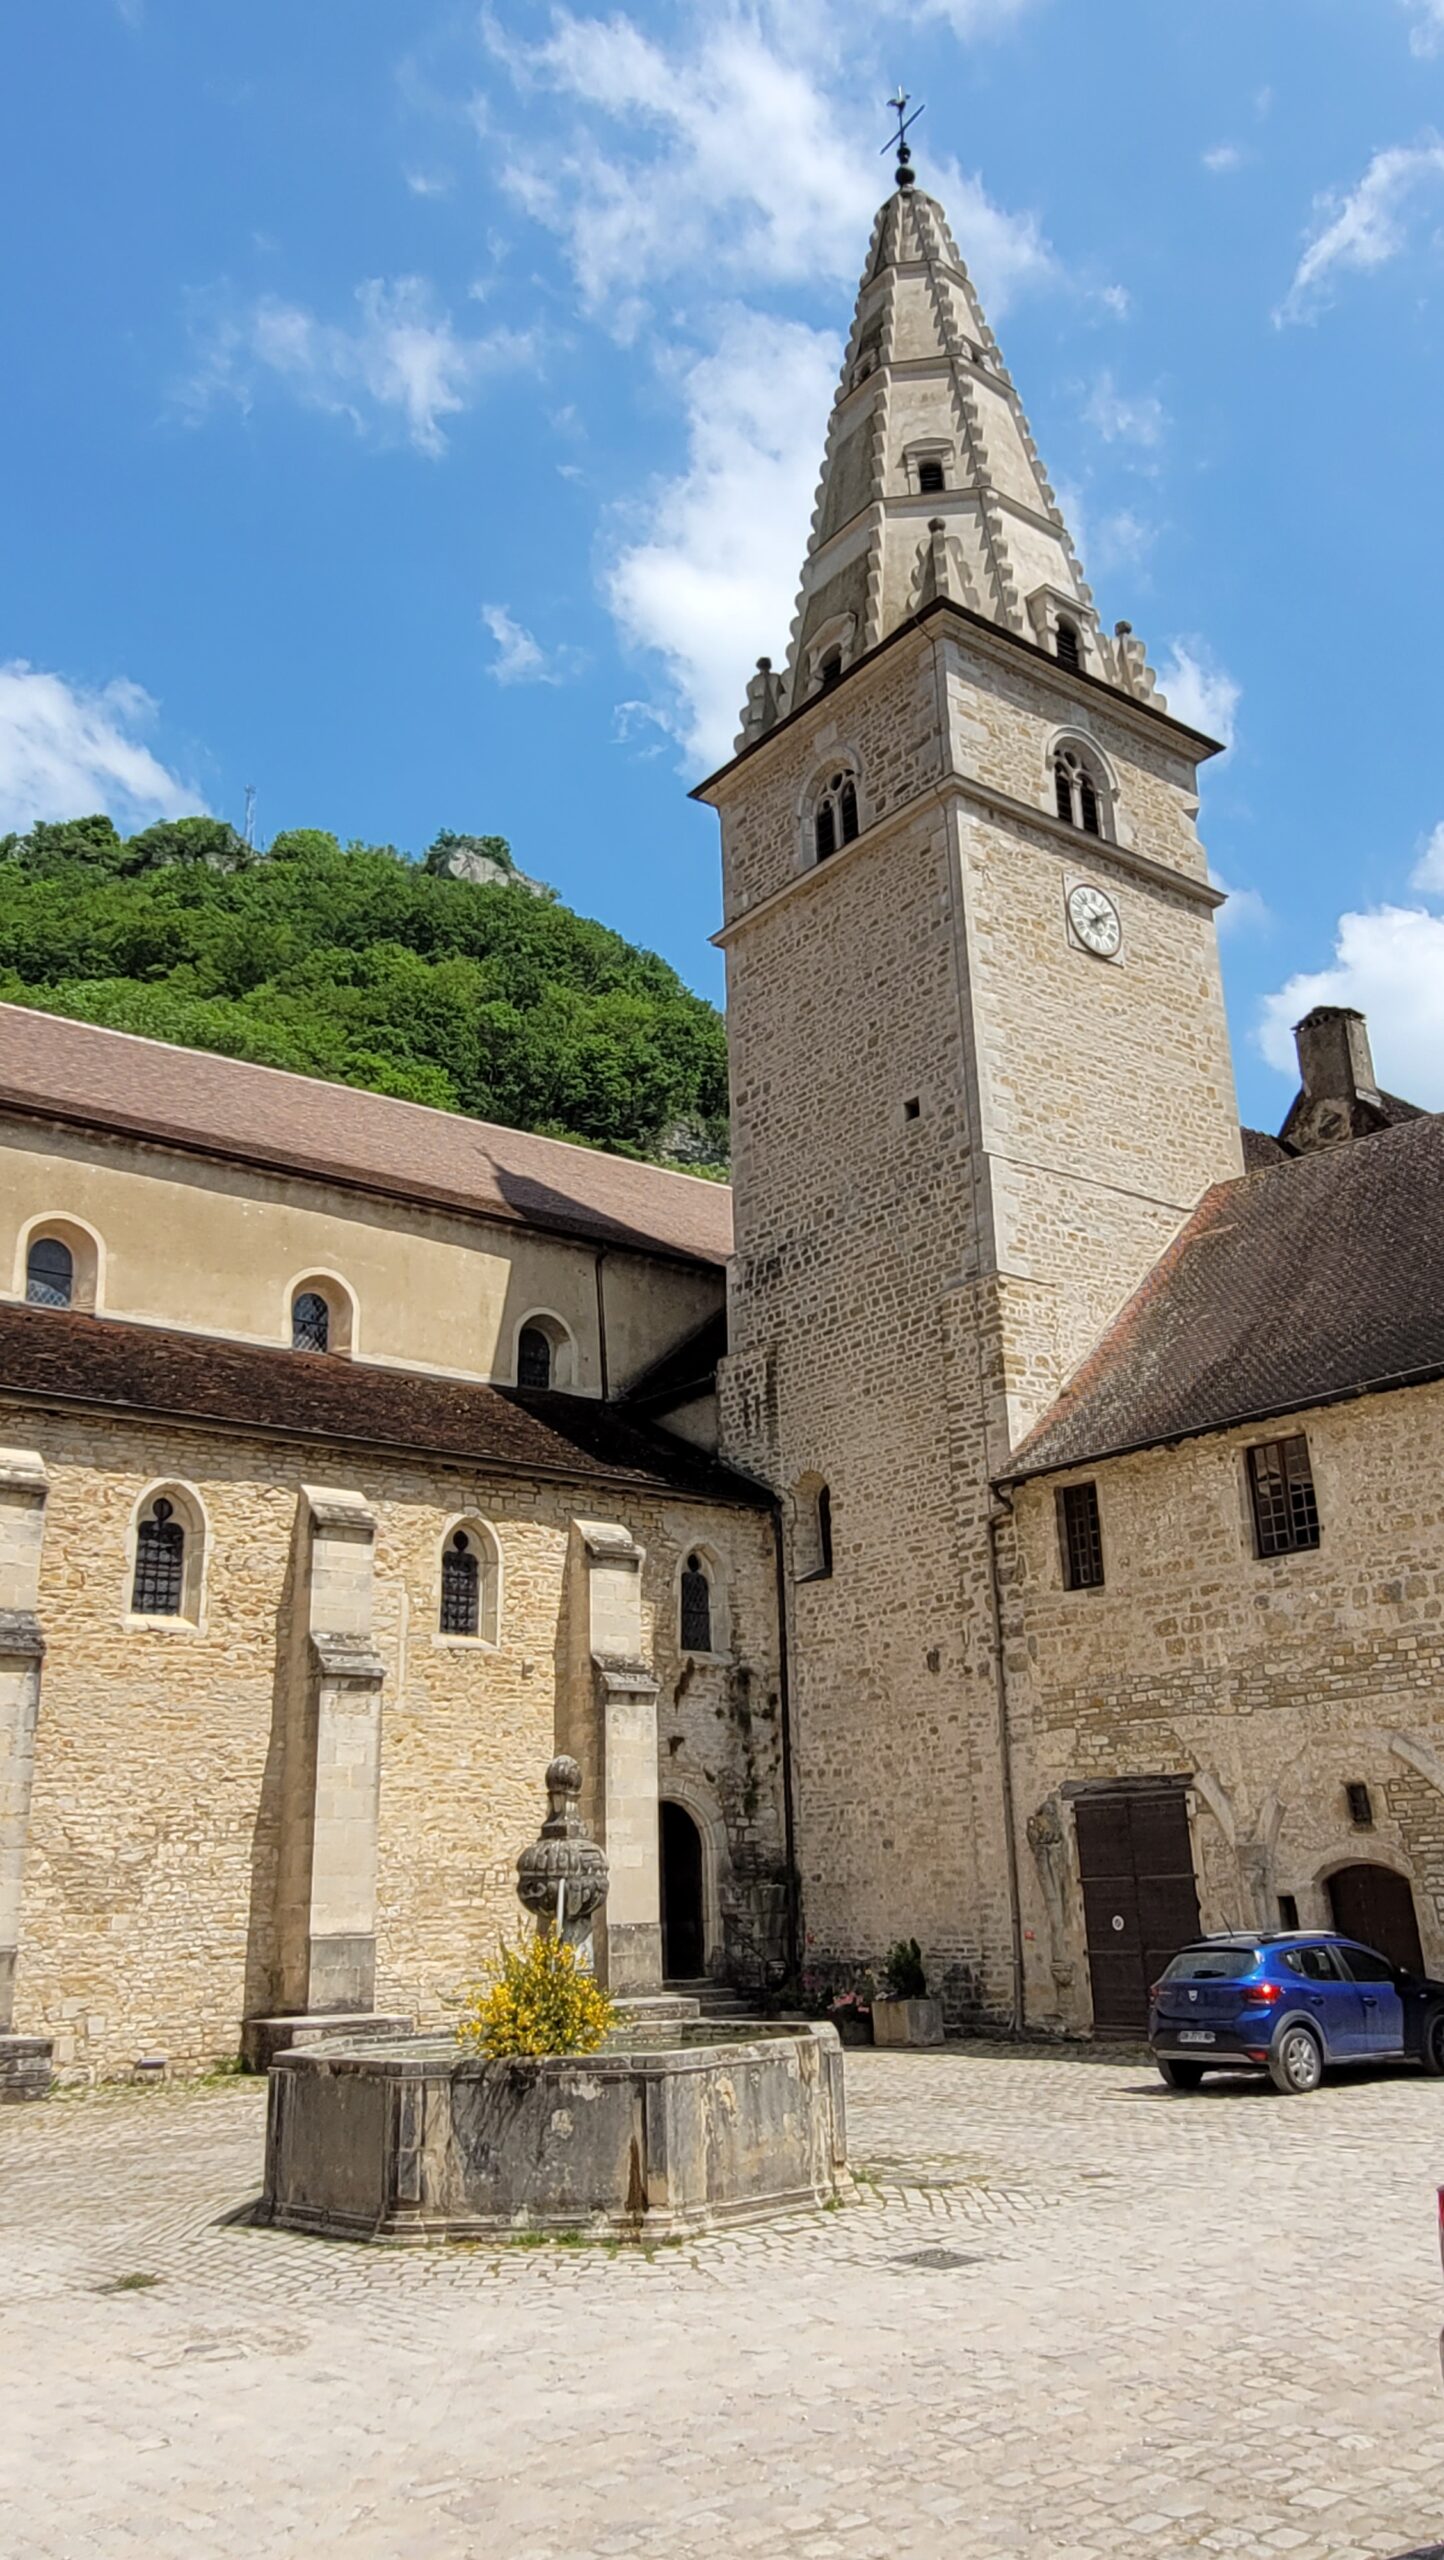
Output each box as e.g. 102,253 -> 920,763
0,816 -> 729,1172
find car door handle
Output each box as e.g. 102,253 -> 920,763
1363,1995 -> 1378,2007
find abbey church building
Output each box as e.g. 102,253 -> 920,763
3,144 -> 1444,2091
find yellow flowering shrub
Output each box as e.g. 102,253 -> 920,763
457,1934 -> 615,2060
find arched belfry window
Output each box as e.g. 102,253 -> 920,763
26,1234 -> 74,1308
292,1289 -> 330,1354
1053,744 -> 1106,840
680,1553 -> 713,1653
132,1496 -> 186,1617
1055,620 -> 1081,674
441,1530 -> 480,1636
813,770 -> 861,864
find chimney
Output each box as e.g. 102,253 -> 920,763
1285,1006 -> 1383,1151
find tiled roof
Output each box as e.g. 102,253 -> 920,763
0,1304 -> 769,1507
0,1004 -> 733,1268
1004,1112 -> 1444,1481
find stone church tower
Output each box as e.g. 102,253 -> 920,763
697,147 -> 1244,2016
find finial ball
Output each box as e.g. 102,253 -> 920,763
546,1754 -> 582,1798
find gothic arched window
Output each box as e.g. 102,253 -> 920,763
26,1234 -> 73,1308
1056,620 -> 1081,674
814,770 -> 861,864
440,1530 -> 480,1636
680,1553 -> 713,1653
132,1496 -> 186,1617
291,1289 -> 331,1354
1053,745 -> 1107,839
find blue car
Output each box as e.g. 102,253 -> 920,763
1149,1931 -> 1444,2094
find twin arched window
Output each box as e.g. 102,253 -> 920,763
814,771 -> 860,864
1054,746 -> 1104,838
438,1521 -> 500,1643
26,1234 -> 73,1308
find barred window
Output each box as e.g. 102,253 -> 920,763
26,1235 -> 73,1308
1059,1482 -> 1105,1590
132,1497 -> 185,1617
1247,1435 -> 1321,1559
1055,620 -> 1081,674
440,1530 -> 480,1636
291,1289 -> 330,1354
680,1554 -> 713,1653
517,1324 -> 552,1390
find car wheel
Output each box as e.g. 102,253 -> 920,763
1420,2006 -> 1444,2077
1268,2023 -> 1324,2094
1156,2059 -> 1205,2092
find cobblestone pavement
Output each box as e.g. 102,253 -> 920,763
3,2043 -> 1444,2558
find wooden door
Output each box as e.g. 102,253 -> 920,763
1074,1788 -> 1201,2035
1327,1863 -> 1425,1974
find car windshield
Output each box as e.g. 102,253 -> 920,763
1162,1945 -> 1259,1981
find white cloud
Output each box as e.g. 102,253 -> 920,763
605,309 -> 841,769
1157,640 -> 1241,748
0,662 -> 201,834
1210,872 -> 1270,937
1404,0 -> 1444,56
186,277 -> 536,455
1202,144 -> 1243,175
1277,137 -> 1444,324
404,168 -> 453,199
1410,820 -> 1444,892
1098,283 -> 1132,319
1091,508 -> 1157,575
481,604 -> 582,687
1083,368 -> 1166,447
485,9 -> 1057,328
1257,907 -> 1444,1105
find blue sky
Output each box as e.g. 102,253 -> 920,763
3,0 -> 1444,1131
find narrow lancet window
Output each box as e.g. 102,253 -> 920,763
815,801 -> 837,862
440,1530 -> 480,1636
680,1554 -> 713,1653
132,1497 -> 185,1617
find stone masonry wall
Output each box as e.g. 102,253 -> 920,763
3,1399 -> 782,2078
1002,1383 -> 1444,2028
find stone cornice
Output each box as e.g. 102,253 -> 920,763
712,763 -> 1223,951
694,597 -> 1224,805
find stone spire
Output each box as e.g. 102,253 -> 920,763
737,171 -> 1164,747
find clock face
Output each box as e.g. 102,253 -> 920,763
1067,881 -> 1122,958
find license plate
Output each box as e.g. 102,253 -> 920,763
1177,2030 -> 1215,2045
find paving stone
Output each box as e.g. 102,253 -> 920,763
2,2045 -> 1443,2557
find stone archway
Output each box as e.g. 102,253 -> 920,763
1326,1862 -> 1425,1973
659,1800 -> 706,1981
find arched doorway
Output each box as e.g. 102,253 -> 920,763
1327,1863 -> 1425,1973
659,1800 -> 706,1981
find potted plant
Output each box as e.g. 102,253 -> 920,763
870,1940 -> 945,2048
824,1971 -> 876,2046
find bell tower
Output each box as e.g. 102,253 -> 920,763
697,141 -> 1243,2016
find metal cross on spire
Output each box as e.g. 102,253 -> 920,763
883,87 -> 924,191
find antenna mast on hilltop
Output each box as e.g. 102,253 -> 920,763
243,784 -> 257,850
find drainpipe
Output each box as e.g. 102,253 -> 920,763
770,1504 -> 801,1983
986,1488 -> 1026,2033
593,1248 -> 610,1401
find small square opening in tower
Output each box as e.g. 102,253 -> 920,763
903,1096 -> 921,1121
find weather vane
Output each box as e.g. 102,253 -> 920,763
883,87 -> 924,191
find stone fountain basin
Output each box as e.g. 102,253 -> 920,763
260,2021 -> 850,2243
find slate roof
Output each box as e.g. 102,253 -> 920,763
0,1004 -> 733,1268
0,1304 -> 769,1507
1004,1112 -> 1444,1481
